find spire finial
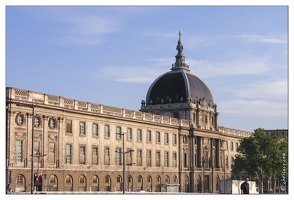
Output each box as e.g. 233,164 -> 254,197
171,31 -> 190,72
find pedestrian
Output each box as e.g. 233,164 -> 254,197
6,184 -> 11,194
240,177 -> 250,194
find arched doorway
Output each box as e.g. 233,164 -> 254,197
48,175 -> 58,192
147,175 -> 152,192
216,176 -> 219,193
156,175 -> 161,192
128,175 -> 134,192
185,175 -> 189,192
79,175 -> 87,191
197,176 -> 202,193
15,174 -> 26,192
116,175 -> 122,191
91,175 -> 99,192
137,175 -> 143,191
64,175 -> 73,191
104,175 -> 111,192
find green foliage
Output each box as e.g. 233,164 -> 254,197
232,128 -> 288,182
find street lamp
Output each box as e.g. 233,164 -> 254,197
116,132 -> 134,194
16,103 -> 35,194
35,150 -> 46,192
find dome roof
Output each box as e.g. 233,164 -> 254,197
146,32 -> 214,106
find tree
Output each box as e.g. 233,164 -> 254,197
232,128 -> 288,194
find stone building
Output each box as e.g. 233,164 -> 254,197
5,33 -> 251,193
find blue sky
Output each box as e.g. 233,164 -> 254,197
4,4 -> 290,133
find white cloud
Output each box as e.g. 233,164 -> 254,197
187,58 -> 269,78
219,99 -> 287,117
232,79 -> 288,101
235,35 -> 287,44
92,65 -> 167,83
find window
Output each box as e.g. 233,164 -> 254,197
230,141 -> 234,151
17,175 -> 24,184
156,151 -> 160,167
80,146 -> 85,164
126,149 -> 133,164
236,142 -> 239,150
34,116 -> 41,127
147,130 -> 151,142
164,133 -> 169,144
117,176 -> 121,183
173,153 -> 177,167
48,142 -> 55,164
183,153 -> 187,168
104,147 -> 110,165
66,144 -> 72,164
204,151 -> 209,168
156,132 -> 160,143
226,156 -> 228,169
80,122 -> 86,135
137,129 -> 142,141
147,150 -> 152,166
172,134 -> 177,145
116,148 -> 122,165
204,115 -> 208,123
231,156 -> 234,168
183,136 -> 187,143
105,125 -> 110,138
16,140 -> 23,162
16,113 -> 24,126
220,156 -> 223,168
138,176 -> 142,182
127,128 -> 132,140
93,123 -> 98,137
66,120 -> 72,133
116,126 -> 122,139
137,149 -> 142,166
93,147 -> 98,165
164,152 -> 169,167
49,118 -> 56,129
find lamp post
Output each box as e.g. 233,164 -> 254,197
116,132 -> 134,194
16,103 -> 35,194
35,150 -> 46,192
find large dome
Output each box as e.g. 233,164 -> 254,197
145,32 -> 214,106
146,70 -> 214,105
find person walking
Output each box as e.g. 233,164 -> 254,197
6,184 -> 11,194
240,177 -> 250,194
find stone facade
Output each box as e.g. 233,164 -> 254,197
6,87 -> 251,193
